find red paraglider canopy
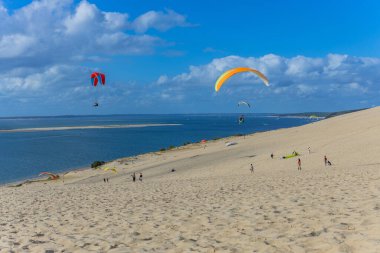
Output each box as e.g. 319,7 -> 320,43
91,72 -> 106,87
39,172 -> 59,180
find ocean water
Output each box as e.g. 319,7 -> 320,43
0,114 -> 314,184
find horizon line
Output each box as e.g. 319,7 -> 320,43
0,108 -> 367,119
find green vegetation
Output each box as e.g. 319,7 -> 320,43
272,108 -> 367,119
91,161 -> 105,168
159,144 -> 178,152
325,108 -> 367,119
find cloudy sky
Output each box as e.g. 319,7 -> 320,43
1,0 -> 380,116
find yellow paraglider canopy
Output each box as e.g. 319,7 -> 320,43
103,167 -> 117,173
215,67 -> 269,92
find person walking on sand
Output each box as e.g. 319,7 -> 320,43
131,173 -> 136,182
324,155 -> 328,166
271,153 -> 274,159
139,173 -> 143,182
297,158 -> 302,171
250,164 -> 254,173
308,147 -> 311,154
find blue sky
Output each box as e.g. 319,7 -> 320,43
0,0 -> 380,116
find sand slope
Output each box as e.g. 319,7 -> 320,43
1,108 -> 380,252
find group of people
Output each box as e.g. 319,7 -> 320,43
296,153 -> 333,171
297,155 -> 332,171
251,148 -> 333,173
101,172 -> 143,183
131,172 -> 143,182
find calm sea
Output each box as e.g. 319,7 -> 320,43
0,114 -> 314,184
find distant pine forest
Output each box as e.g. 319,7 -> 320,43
274,108 -> 367,119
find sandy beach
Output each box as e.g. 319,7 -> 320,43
0,124 -> 181,133
1,107 -> 380,252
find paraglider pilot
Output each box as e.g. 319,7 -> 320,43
239,115 -> 245,124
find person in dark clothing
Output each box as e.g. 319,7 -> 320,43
238,115 -> 245,124
324,156 -> 328,166
271,153 -> 274,159
131,173 -> 136,182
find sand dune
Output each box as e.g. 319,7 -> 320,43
1,108 -> 380,252
0,124 -> 181,133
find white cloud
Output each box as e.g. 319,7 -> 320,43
346,82 -> 368,93
285,56 -> 323,77
326,54 -> 347,70
104,12 -> 129,30
157,75 -> 169,85
132,9 -> 190,33
0,65 -> 84,95
0,0 -> 191,111
0,0 -> 189,63
0,34 -> 36,58
157,54 -> 380,103
95,33 -> 162,55
0,3 -> 7,15
296,84 -> 317,96
64,0 -> 100,35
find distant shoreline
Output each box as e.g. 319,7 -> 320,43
0,124 -> 182,133
266,115 -> 325,119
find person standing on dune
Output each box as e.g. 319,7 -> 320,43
324,155 -> 328,166
250,164 -> 254,173
131,173 -> 136,182
297,158 -> 302,171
